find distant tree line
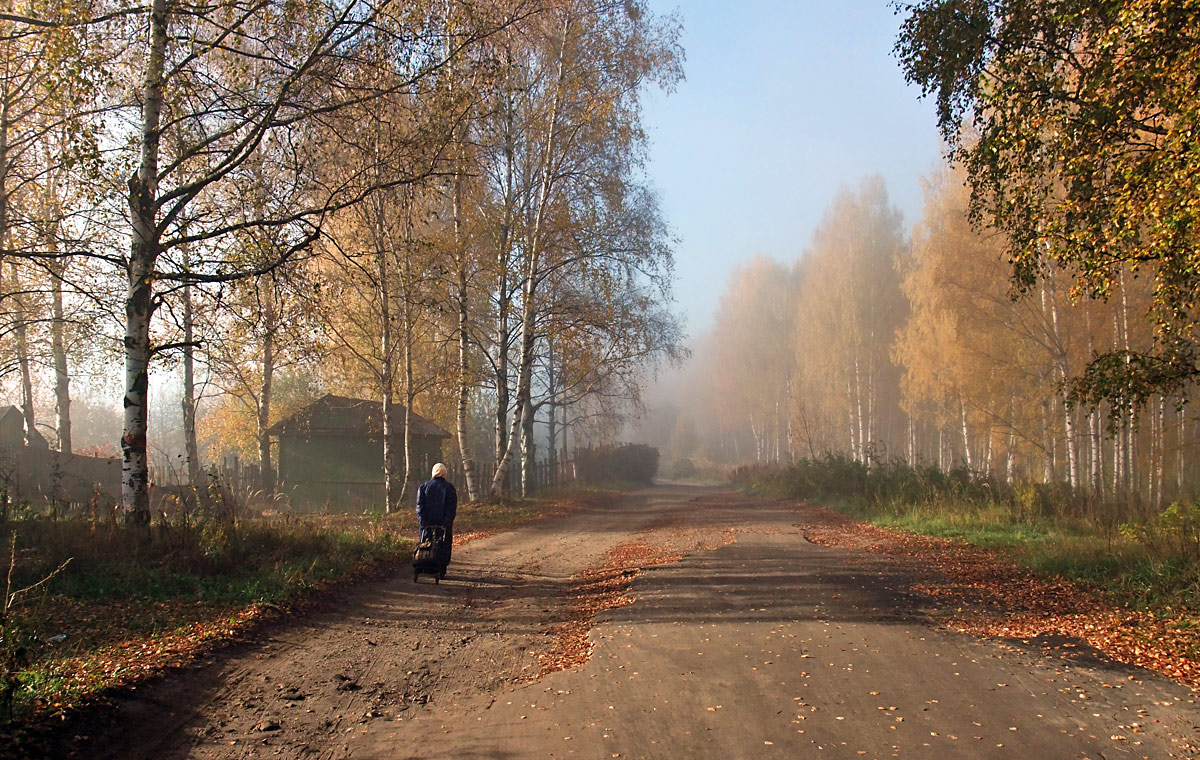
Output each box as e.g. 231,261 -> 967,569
661,1 -> 1200,512
672,167 -> 1200,510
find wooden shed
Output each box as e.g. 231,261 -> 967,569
267,394 -> 452,510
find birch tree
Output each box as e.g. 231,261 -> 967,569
484,0 -> 682,496
80,0 -> 515,523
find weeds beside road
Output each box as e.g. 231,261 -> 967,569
0,491 -> 583,726
733,457 -> 1200,684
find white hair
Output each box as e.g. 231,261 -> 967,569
432,462 -> 448,479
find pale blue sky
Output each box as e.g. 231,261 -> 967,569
641,1 -> 946,335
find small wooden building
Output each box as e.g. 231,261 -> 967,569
267,394 -> 452,510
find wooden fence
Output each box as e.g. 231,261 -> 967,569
446,456 -> 576,495
0,444 -> 120,510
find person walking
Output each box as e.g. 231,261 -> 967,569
416,462 -> 457,577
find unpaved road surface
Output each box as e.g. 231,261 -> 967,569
75,485 -> 1198,759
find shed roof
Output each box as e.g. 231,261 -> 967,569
0,405 -> 48,448
266,394 -> 451,439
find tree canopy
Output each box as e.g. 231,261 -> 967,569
896,0 -> 1200,409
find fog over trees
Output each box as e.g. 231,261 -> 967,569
644,166 -> 1200,507
639,2 -> 1200,510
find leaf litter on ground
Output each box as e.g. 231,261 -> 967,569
800,503 -> 1200,688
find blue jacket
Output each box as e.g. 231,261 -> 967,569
416,476 -> 457,528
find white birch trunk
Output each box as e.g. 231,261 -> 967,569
11,264 -> 35,443
1063,403 -> 1079,490
492,101 -> 518,477
123,0 -> 169,523
1041,400 -> 1054,482
378,195 -> 397,514
1006,422 -> 1016,483
960,399 -> 973,471
453,170 -> 479,501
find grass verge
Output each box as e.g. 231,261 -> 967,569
1,491 -> 586,727
732,458 -> 1200,633
831,500 -> 1200,614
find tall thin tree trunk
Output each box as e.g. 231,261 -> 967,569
378,196 -> 397,514
1043,278 -> 1078,489
11,264 -> 35,443
123,0 -> 169,524
492,94 -> 518,481
853,357 -> 865,461
1041,399 -> 1054,482
520,390 -> 536,493
1005,418 -> 1016,483
181,276 -> 201,485
1063,403 -> 1079,490
846,377 -> 857,461
1178,411 -> 1186,499
1154,396 -> 1166,508
495,279 -> 510,472
906,415 -> 914,465
453,170 -> 479,501
1120,271 -> 1134,495
546,337 -> 557,483
960,399 -> 973,471
257,285 -> 276,493
1085,309 -> 1102,495
50,262 -> 71,453
402,280 -> 415,503
498,262 -> 537,496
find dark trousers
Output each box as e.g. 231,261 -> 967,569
419,524 -> 453,567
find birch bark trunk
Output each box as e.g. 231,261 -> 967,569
402,245 -> 415,504
378,198 -> 397,514
453,168 -> 479,501
122,0 -> 169,524
1042,278 -> 1078,489
492,103 -> 517,477
492,17 -> 570,497
960,400 -> 973,471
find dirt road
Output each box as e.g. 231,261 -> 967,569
78,484 -> 1198,759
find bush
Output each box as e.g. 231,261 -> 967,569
665,458 -> 698,479
729,455 -> 1016,514
1121,501 -> 1200,560
575,443 -> 659,485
